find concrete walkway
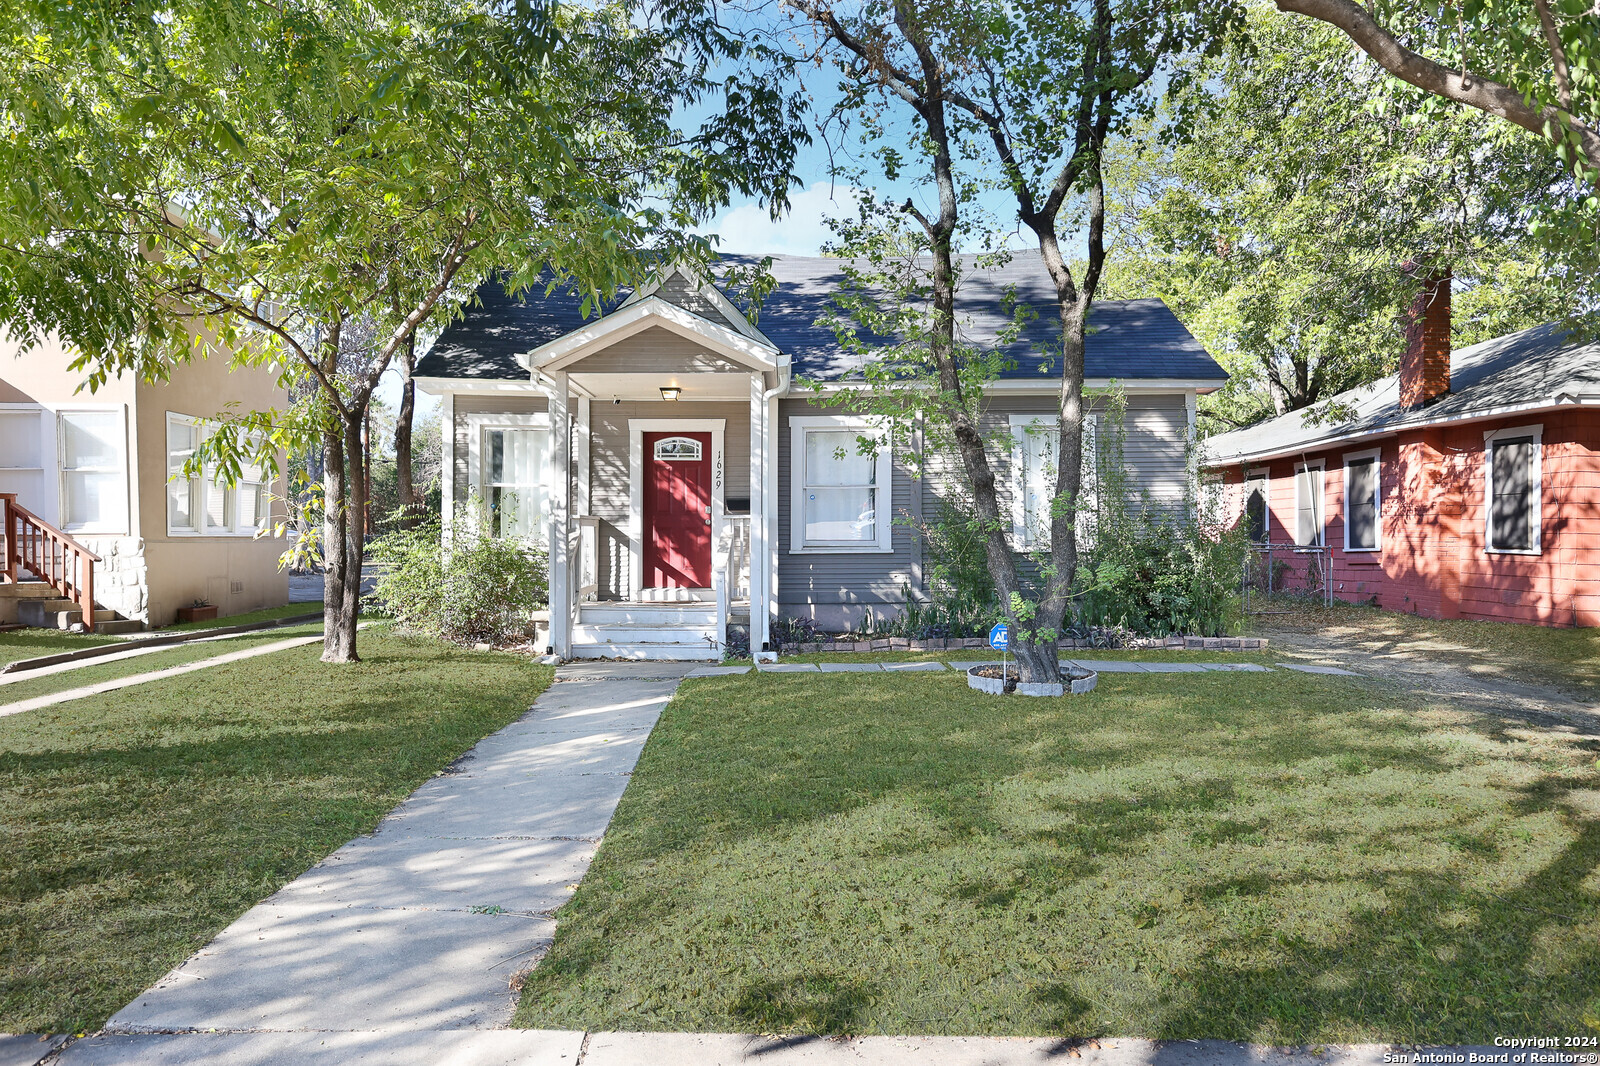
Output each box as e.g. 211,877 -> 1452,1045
67,662 -> 693,1060
0,630 -> 324,713
42,1030 -> 1508,1065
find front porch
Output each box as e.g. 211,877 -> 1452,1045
514,274 -> 786,661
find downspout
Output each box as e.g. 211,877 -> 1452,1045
755,359 -> 791,661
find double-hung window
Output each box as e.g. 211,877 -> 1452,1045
59,409 -> 129,534
166,414 -> 269,537
1293,460 -> 1325,548
1485,425 -> 1541,554
1009,414 -> 1097,551
789,415 -> 893,553
482,425 -> 548,540
1342,450 -> 1381,552
1243,469 -> 1269,543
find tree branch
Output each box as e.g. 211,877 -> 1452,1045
1275,0 -> 1600,178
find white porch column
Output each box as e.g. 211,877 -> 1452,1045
547,371 -> 572,657
748,371 -> 767,652
764,392 -> 779,651
575,396 -> 591,518
440,391 -> 456,540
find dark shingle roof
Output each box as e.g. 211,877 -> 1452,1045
1203,322 -> 1600,463
415,254 -> 1225,384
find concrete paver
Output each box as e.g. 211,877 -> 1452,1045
882,662 -> 947,671
1278,662 -> 1361,676
817,662 -> 883,672
755,662 -> 820,672
683,666 -> 751,677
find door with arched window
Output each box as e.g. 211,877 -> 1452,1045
643,432 -> 712,587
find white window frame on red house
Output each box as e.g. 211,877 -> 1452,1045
1292,459 -> 1325,549
1483,423 -> 1543,556
1243,467 -> 1270,543
1341,447 -> 1382,553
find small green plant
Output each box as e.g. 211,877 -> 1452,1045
365,507 -> 548,646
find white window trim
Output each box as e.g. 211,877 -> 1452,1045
57,405 -> 130,536
464,411 -> 552,541
789,414 -> 893,555
629,418 -> 726,595
1292,459 -> 1325,549
164,413 -> 267,538
1483,423 -> 1543,555
1244,466 -> 1270,543
1341,448 -> 1382,553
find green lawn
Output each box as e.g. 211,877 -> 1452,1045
0,624 -> 325,707
1251,598 -> 1600,695
161,602 -> 325,632
517,669 -> 1600,1043
0,630 -> 126,669
0,631 -> 552,1034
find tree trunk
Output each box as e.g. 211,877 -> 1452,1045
394,336 -> 417,527
320,408 -> 367,663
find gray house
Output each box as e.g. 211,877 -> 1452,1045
415,255 -> 1226,659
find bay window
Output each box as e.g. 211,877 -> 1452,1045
789,415 -> 893,553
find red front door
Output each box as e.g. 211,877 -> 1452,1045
643,431 -> 712,588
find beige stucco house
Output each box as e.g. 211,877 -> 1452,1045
0,332 -> 289,629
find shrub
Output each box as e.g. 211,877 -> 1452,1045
366,512 -> 548,645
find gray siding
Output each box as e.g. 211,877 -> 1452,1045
451,394 -> 549,503
776,397 -> 922,626
568,327 -> 749,375
587,400 -> 752,599
655,274 -> 737,330
921,392 -> 1191,524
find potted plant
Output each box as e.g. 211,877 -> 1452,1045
175,599 -> 218,624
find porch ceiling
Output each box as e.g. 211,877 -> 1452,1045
568,372 -> 758,402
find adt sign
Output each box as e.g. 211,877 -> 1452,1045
988,622 -> 1010,651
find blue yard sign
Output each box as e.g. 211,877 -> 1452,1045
988,622 -> 1010,651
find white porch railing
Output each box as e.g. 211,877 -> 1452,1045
712,515 -> 751,650
576,516 -> 600,603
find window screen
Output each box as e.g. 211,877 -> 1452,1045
1489,436 -> 1534,551
1345,458 -> 1378,550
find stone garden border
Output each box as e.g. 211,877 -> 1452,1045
966,664 -> 1100,698
781,635 -> 1268,655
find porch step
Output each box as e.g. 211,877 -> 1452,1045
578,603 -> 718,626
0,580 -> 61,601
16,598 -> 137,632
569,641 -> 720,662
572,621 -> 719,645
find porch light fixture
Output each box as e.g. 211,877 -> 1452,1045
659,386 -> 682,401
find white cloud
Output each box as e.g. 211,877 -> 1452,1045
698,182 -> 867,257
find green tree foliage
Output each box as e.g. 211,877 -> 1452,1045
787,0 -> 1245,682
1104,6 -> 1577,434
1272,0 -> 1599,284
0,0 -> 804,661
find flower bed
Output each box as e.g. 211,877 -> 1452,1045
780,634 -> 1267,654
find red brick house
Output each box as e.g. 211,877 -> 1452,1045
1203,278 -> 1600,627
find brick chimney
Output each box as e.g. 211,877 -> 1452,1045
1400,267 -> 1451,408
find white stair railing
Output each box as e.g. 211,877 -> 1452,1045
712,515 -> 751,651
